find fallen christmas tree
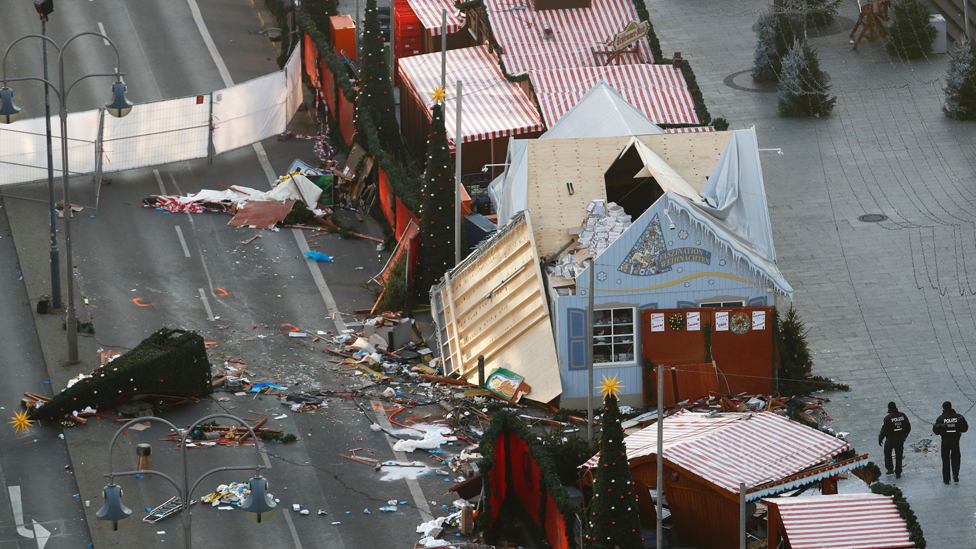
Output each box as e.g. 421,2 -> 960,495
29,328 -> 212,420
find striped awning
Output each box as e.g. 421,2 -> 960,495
666,126 -> 715,133
404,0 -> 465,36
530,66 -> 700,126
584,411 -> 853,501
766,494 -> 916,549
483,0 -> 654,75
398,45 -> 544,145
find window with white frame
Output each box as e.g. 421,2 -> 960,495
593,307 -> 636,365
699,300 -> 745,308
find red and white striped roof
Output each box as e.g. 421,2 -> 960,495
483,0 -> 654,75
530,66 -> 700,127
766,494 -> 916,549
666,126 -> 715,133
398,45 -> 544,145
584,411 -> 851,498
404,0 -> 465,36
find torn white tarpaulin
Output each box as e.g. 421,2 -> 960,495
391,424 -> 456,452
165,173 -> 323,210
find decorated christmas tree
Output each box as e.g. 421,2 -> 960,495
752,9 -> 804,82
885,0 -> 937,59
586,375 -> 643,549
778,40 -> 836,117
357,0 -> 403,152
943,38 -> 976,120
417,93 -> 457,298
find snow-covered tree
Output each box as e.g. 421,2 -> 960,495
778,40 -> 836,117
944,38 -> 976,120
886,0 -> 937,59
753,10 -> 803,82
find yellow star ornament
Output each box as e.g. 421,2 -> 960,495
598,374 -> 623,400
10,410 -> 33,434
430,85 -> 447,104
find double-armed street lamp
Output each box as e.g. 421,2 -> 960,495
96,414 -> 278,548
0,27 -> 133,364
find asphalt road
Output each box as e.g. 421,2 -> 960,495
0,1 -> 458,548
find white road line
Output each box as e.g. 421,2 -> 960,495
8,486 -> 31,537
281,510 -> 305,549
370,400 -> 434,522
153,169 -> 166,195
175,226 -> 191,258
97,23 -> 109,45
198,288 -> 214,321
186,0 -> 234,87
168,174 -> 195,229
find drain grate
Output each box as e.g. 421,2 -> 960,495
858,214 -> 888,223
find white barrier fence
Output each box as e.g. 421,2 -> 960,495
0,47 -> 301,186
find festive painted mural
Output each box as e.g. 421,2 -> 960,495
617,214 -> 711,276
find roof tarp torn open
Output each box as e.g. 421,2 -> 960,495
430,212 -> 561,402
623,137 -> 703,203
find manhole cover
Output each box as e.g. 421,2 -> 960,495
858,214 -> 888,223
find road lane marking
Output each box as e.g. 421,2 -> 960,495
186,0 -> 234,87
8,486 -> 32,538
198,288 -> 214,321
175,226 -> 191,258
97,23 -> 109,45
168,174 -> 196,230
32,520 -> 50,549
153,169 -> 166,195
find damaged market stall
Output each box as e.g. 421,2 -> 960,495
581,410 -> 870,549
764,493 -> 917,549
432,82 -> 793,408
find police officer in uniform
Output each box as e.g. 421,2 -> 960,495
878,402 -> 911,478
933,401 -> 969,484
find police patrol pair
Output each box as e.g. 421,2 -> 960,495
880,401 -> 969,484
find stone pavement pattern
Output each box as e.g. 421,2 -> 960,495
645,0 -> 976,545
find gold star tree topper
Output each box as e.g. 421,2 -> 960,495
10,410 -> 33,434
430,85 -> 447,104
599,374 -> 624,399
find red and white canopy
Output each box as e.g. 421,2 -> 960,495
666,126 -> 715,133
530,65 -> 700,127
584,411 -> 856,501
398,45 -> 544,145
403,0 -> 465,36
766,493 -> 916,549
482,0 -> 654,75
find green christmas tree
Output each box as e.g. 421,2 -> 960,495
885,0 -> 937,59
778,40 -> 836,117
782,0 -> 842,28
417,98 -> 457,298
357,0 -> 403,152
778,307 -> 814,383
586,375 -> 643,549
943,38 -> 976,120
752,9 -> 804,82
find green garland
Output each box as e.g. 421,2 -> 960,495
475,411 -> 580,549
264,0 -> 294,69
869,483 -> 927,548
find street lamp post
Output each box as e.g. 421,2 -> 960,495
0,31 -> 133,364
34,0 -> 61,310
97,414 -> 277,549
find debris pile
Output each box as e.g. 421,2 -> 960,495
576,199 -> 632,258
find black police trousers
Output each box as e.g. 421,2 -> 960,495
884,438 -> 904,475
942,437 -> 961,483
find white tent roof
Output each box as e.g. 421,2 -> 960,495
541,81 -> 665,139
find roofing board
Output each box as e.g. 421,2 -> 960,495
404,0 -> 465,35
765,494 -> 916,549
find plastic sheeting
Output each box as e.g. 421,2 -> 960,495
0,109 -> 99,186
0,47 -> 303,186
102,95 -> 211,173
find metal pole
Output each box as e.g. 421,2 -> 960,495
586,258 -> 595,443
656,363 -> 664,549
966,0 -> 970,39
356,0 -> 361,59
59,56 -> 78,364
478,355 -> 485,388
739,482 -> 747,549
42,19 -> 61,310
454,80 -> 462,266
439,9 -> 447,92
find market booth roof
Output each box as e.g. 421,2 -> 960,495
530,65 -> 700,127
404,0 -> 465,35
481,0 -> 654,74
584,411 -> 864,501
397,45 -> 544,146
764,493 -> 916,549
